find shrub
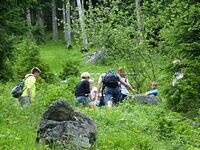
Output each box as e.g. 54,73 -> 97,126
13,39 -> 56,83
59,60 -> 80,80
0,34 -> 14,81
160,1 -> 200,115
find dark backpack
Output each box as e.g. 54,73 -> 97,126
11,75 -> 33,98
102,71 -> 119,88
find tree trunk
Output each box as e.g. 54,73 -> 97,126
26,8 -> 33,41
86,47 -> 105,64
36,7 -> 45,35
77,0 -> 88,51
88,0 -> 94,40
26,8 -> 32,26
63,0 -> 71,48
66,1 -> 71,47
52,0 -> 59,41
63,0 -> 67,44
135,0 -> 144,40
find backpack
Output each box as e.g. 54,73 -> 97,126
11,75 -> 33,98
102,71 -> 119,88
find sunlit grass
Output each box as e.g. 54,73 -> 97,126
40,40 -> 112,84
0,41 -> 199,150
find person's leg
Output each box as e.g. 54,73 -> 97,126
120,94 -> 128,101
107,101 -> 113,109
113,87 -> 122,105
104,87 -> 114,108
19,96 -> 30,108
75,96 -> 87,106
98,96 -> 105,106
76,96 -> 92,107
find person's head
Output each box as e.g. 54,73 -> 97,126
89,79 -> 94,89
118,67 -> 125,77
31,67 -> 41,77
81,72 -> 90,80
151,82 -> 157,90
173,59 -> 181,65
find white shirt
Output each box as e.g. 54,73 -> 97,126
90,87 -> 100,105
119,76 -> 129,95
91,87 -> 98,100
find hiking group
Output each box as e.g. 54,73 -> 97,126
12,67 -> 160,108
74,67 -> 159,108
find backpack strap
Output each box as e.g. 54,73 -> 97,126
24,74 -> 34,81
22,74 -> 34,92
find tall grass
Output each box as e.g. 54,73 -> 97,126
0,41 -> 199,149
0,82 -> 199,150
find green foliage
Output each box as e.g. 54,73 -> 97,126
83,101 -> 200,149
0,82 -> 199,149
86,0 -> 164,92
1,0 -> 200,149
36,81 -> 77,108
160,1 -> 200,115
86,0 -> 200,115
0,32 -> 14,81
59,60 -> 80,80
32,25 -> 46,44
0,0 -> 26,81
13,39 -> 56,84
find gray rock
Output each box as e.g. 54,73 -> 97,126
128,94 -> 159,105
36,99 -> 97,149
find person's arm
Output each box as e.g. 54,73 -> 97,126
88,93 -> 92,100
119,79 -> 136,93
26,76 -> 35,102
97,76 -> 103,97
144,91 -> 150,96
27,88 -> 32,102
145,90 -> 159,96
85,80 -> 92,100
91,87 -> 98,101
92,91 -> 98,100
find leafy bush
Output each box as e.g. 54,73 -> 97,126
36,77 -> 78,107
59,60 -> 80,80
88,0 -> 164,92
0,34 -> 14,81
13,39 -> 57,83
32,25 -> 46,44
160,1 -> 200,115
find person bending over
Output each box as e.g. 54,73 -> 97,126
98,70 -> 135,108
19,67 -> 41,107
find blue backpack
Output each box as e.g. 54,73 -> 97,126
11,75 -> 33,98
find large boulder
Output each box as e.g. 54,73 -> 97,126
36,99 -> 97,149
127,94 -> 159,105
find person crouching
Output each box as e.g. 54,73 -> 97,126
74,72 -> 93,107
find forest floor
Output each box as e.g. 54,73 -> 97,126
0,41 -> 199,150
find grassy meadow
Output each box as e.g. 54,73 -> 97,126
0,41 -> 199,150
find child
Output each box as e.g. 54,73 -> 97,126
89,79 -> 99,105
145,82 -> 159,96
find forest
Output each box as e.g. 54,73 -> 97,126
0,0 -> 199,149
